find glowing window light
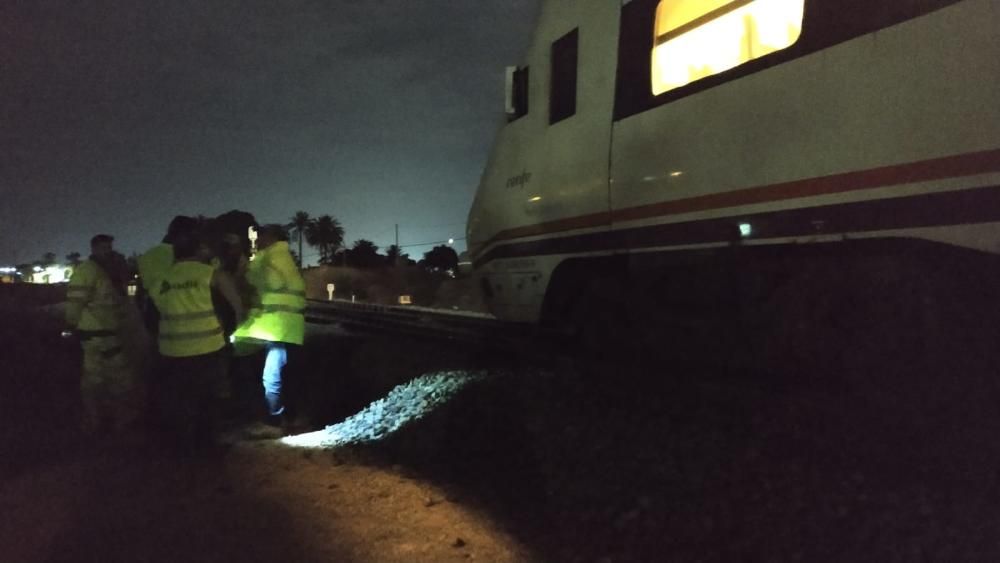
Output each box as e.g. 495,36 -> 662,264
652,0 -> 804,95
739,222 -> 753,237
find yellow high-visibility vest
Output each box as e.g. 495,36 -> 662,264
66,260 -> 122,335
157,261 -> 224,357
137,243 -> 174,304
234,241 -> 305,345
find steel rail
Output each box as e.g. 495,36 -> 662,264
305,299 -> 545,347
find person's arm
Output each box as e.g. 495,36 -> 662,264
65,265 -> 92,329
270,250 -> 303,289
212,269 -> 246,326
262,253 -> 286,291
235,254 -> 249,279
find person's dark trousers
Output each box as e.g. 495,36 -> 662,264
137,287 -> 160,337
228,351 -> 264,420
146,353 -> 168,434
157,350 -> 227,451
262,342 -> 288,419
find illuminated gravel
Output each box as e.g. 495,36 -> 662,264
282,370 -> 485,448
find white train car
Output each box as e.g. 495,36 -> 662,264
467,0 -> 1000,340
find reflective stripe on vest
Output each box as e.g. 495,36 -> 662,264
267,288 -> 306,297
161,311 -> 218,321
261,304 -> 306,314
159,327 -> 225,341
157,261 -> 224,357
66,286 -> 91,302
261,289 -> 306,314
247,285 -> 305,342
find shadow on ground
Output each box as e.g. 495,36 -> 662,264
296,309 -> 1000,563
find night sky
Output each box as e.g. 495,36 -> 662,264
0,0 -> 540,265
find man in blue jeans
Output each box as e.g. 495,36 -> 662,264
233,225 -> 306,432
262,341 -> 289,418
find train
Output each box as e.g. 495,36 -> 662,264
465,0 -> 1000,363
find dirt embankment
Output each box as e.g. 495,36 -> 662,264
0,289 -> 529,562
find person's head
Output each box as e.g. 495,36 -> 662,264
210,210 -> 257,254
221,233 -> 242,254
171,229 -> 212,263
163,216 -> 199,245
256,224 -> 288,250
90,234 -> 114,258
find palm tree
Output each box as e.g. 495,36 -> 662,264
287,211 -> 311,267
305,215 -> 345,265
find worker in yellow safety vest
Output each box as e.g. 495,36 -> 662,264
136,215 -> 199,334
155,230 -> 244,449
232,224 -> 305,428
65,234 -> 140,436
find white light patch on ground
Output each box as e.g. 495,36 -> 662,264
281,371 -> 485,449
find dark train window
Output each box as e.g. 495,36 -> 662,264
550,28 -> 579,125
506,66 -> 530,122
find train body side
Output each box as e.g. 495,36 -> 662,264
466,0 -> 620,322
467,0 -> 1000,324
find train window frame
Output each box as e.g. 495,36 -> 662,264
651,0 -> 805,96
506,65 -> 530,122
614,0 -> 967,121
550,28 -> 579,125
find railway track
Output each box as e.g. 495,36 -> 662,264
305,299 -> 547,347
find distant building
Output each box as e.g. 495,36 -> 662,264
0,266 -> 19,284
28,265 -> 74,284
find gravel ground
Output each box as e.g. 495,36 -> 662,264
345,363 -> 1000,562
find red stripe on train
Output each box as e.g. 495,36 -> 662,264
475,148 -> 1000,255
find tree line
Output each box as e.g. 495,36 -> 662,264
19,211 -> 459,276
286,211 -> 458,273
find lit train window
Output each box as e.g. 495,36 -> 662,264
652,0 -> 804,95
